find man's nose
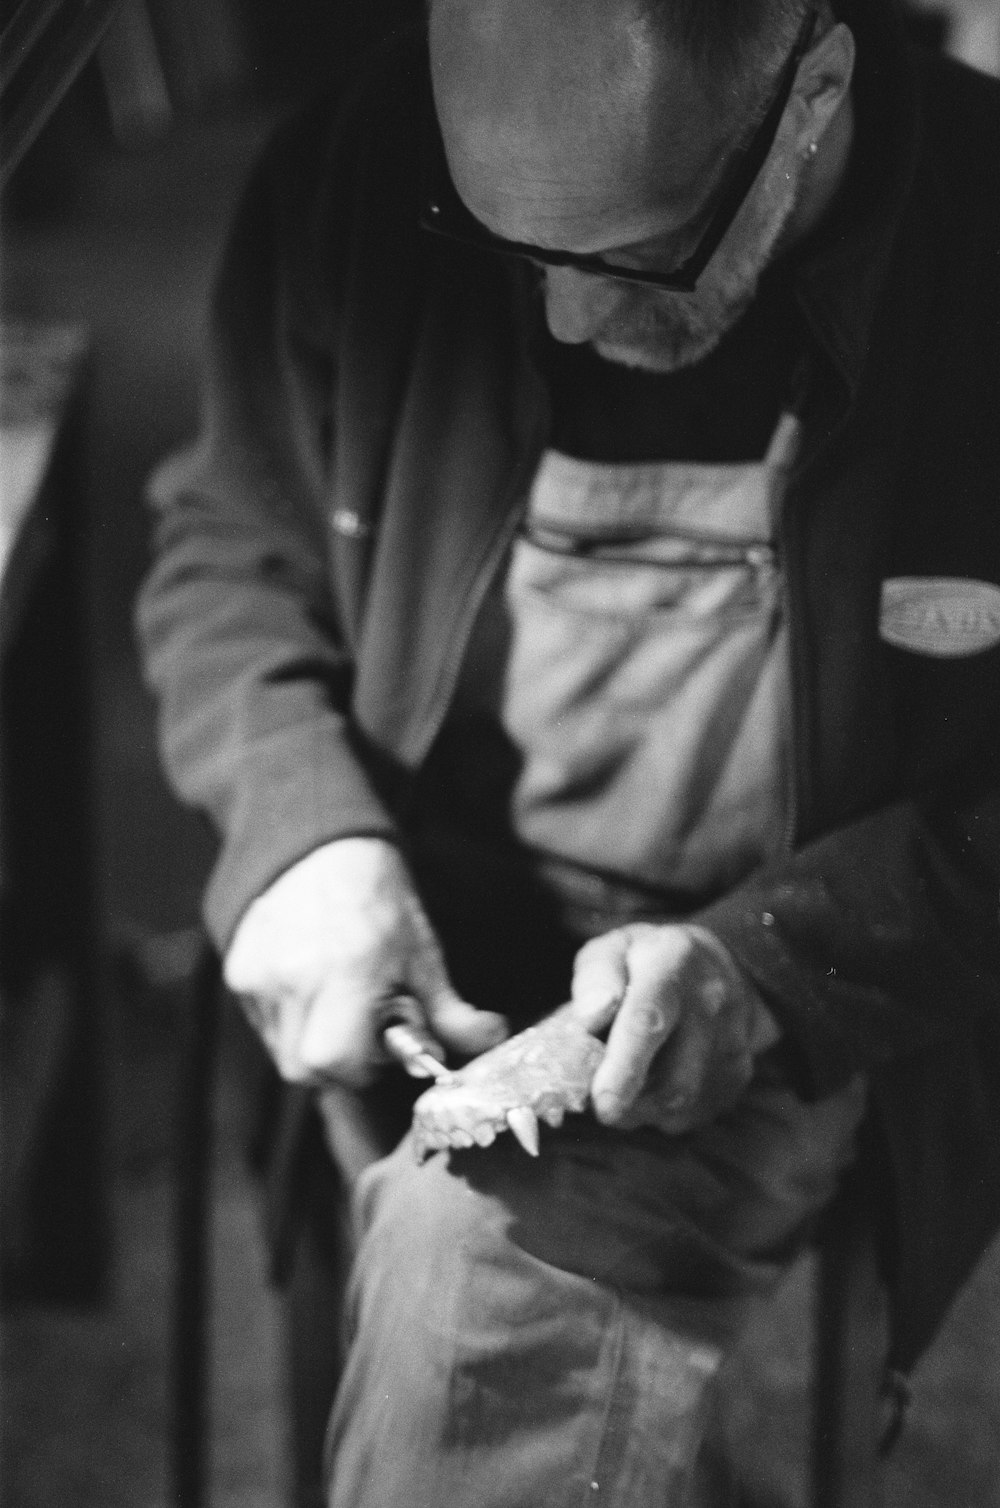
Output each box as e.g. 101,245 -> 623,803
542,265 -> 624,345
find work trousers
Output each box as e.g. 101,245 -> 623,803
323,1060 -> 866,1507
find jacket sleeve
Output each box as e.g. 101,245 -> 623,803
698,779 -> 1000,1098
136,115 -> 398,952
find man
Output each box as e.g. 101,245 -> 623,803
138,0 -> 1000,1502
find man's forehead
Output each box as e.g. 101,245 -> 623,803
430,0 -> 737,252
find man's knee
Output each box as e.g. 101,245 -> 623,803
347,1139 -> 503,1339
347,1134 -> 620,1346
347,1070 -> 869,1330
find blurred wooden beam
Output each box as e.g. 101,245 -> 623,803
0,0 -> 64,94
96,0 -> 173,148
0,0 -> 124,184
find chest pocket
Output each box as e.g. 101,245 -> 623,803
511,528 -> 780,620
499,428 -> 796,896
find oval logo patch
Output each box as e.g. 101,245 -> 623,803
879,576 -> 1000,657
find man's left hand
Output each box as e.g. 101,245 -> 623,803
567,923 -> 781,1134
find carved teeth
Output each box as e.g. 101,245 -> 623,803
506,1106 -> 540,1157
541,1104 -> 564,1127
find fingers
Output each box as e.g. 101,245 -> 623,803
234,952 -> 505,1088
418,954 -> 509,1056
426,992 -> 510,1055
568,930 -> 631,1033
296,978 -> 384,1086
408,916 -> 508,1055
298,940 -> 507,1085
295,980 -> 469,1088
589,929 -> 688,1123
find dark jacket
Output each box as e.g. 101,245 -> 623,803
137,2 -> 1000,1369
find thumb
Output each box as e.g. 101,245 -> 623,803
425,987 -> 510,1057
568,929 -> 630,1033
409,922 -> 508,1056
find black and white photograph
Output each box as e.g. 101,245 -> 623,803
2,1 -> 1000,1504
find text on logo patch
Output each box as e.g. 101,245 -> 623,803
879,577 -> 1000,657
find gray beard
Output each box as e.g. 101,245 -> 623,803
590,161 -> 803,375
592,284 -> 757,373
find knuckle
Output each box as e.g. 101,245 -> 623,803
572,936 -> 611,971
701,978 -> 728,1015
424,988 -> 462,1021
275,1055 -> 309,1084
644,928 -> 689,968
629,996 -> 671,1037
222,950 -> 255,993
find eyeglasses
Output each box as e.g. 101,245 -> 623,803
420,6 -> 818,293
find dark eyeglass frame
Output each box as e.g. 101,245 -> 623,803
420,5 -> 818,293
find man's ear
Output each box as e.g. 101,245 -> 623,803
789,21 -> 856,151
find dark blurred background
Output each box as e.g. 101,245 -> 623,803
1,3 -> 998,1506
3,0 -> 420,947
1,5 -> 418,1504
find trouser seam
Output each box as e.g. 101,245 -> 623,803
578,1285 -> 628,1506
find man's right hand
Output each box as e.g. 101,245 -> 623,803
223,837 -> 509,1086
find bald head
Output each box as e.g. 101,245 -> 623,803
429,0 -> 853,374
432,0 -> 718,252
429,0 -> 805,255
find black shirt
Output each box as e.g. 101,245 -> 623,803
541,268 -> 803,465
